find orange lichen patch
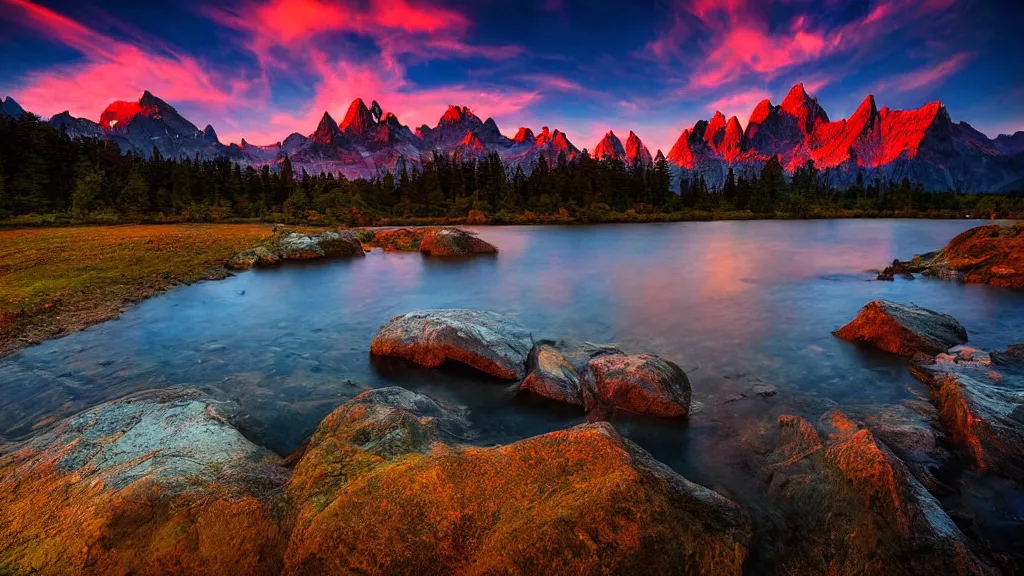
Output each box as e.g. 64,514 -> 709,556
0,450 -> 288,576
822,409 -> 860,440
824,429 -> 908,532
588,354 -> 691,417
418,228 -> 497,256
771,415 -> 823,466
0,224 -> 275,357
833,300 -> 967,356
367,227 -> 424,251
286,421 -> 750,576
929,373 -> 992,472
930,224 -> 1024,288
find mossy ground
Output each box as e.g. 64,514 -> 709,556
0,224 -> 276,357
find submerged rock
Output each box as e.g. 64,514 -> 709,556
834,300 -> 968,356
286,388 -> 752,576
752,411 -> 991,575
418,227 -> 498,256
910,346 -> 1024,480
370,309 -> 533,380
0,390 -> 290,576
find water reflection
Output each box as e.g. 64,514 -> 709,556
1,219 -> 1022,491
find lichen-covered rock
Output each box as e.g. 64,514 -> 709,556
892,224 -> 1024,288
910,349 -> 1024,479
520,341 -> 589,406
589,353 -> 692,417
0,390 -> 290,576
285,389 -> 752,576
370,309 -> 533,380
752,411 -> 991,575
316,230 -> 364,257
834,300 -> 968,356
418,227 -> 498,256
226,245 -> 281,270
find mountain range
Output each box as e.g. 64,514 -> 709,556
3,84 -> 1024,192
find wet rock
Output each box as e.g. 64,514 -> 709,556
418,227 -> 498,256
286,389 -> 752,576
0,389 -> 290,576
834,300 -> 968,356
316,230 -> 364,257
588,353 -> 692,417
370,309 -> 533,380
226,245 -> 281,270
519,341 -> 589,406
753,411 -> 991,575
752,384 -> 777,397
910,350 -> 1024,480
897,223 -> 1024,288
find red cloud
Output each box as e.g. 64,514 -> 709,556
0,0 -> 243,122
647,0 -> 963,92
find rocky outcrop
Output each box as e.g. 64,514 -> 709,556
834,300 -> 968,356
418,227 -> 498,256
0,390 -> 290,576
367,227 -> 497,256
370,309 -> 533,380
286,388 -> 752,576
226,229 -> 364,269
887,224 -> 1024,288
910,345 -> 1024,479
752,411 -> 991,575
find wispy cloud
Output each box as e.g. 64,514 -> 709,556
874,52 -> 973,94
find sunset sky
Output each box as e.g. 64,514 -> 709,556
1,0 -> 1022,153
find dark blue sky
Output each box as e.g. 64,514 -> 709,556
1,0 -> 1022,152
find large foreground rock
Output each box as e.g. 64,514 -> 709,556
903,223 -> 1024,288
0,390 -> 290,576
278,229 -> 364,259
286,388 -> 752,575
370,309 -> 533,380
519,341 -> 692,417
910,345 -> 1024,480
834,300 -> 968,356
751,411 -> 991,575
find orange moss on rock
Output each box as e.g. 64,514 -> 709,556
919,223 -> 1024,288
588,353 -> 691,417
367,227 -> 497,256
286,392 -> 751,576
834,300 -> 968,356
754,412 -> 990,575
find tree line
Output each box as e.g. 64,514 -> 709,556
1,112 -> 1021,225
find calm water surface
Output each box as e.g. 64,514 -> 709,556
2,219 -> 1023,500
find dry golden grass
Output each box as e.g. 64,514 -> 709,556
0,224 -> 275,357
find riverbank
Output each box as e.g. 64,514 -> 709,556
0,224 -> 276,358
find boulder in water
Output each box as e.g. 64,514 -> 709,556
370,309 -> 533,380
834,300 -> 968,356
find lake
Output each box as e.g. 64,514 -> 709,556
2,219 -> 1022,502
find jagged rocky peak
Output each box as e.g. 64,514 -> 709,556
513,127 -> 535,143
479,117 -> 503,142
340,98 -> 376,137
312,111 -> 342,145
439,105 -> 479,126
370,100 -> 383,123
1,96 -> 26,118
655,149 -> 666,162
625,130 -> 652,165
594,130 -> 627,160
458,130 -> 486,152
706,111 -> 727,141
748,98 -> 775,126
203,124 -> 219,143
780,83 -> 829,134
